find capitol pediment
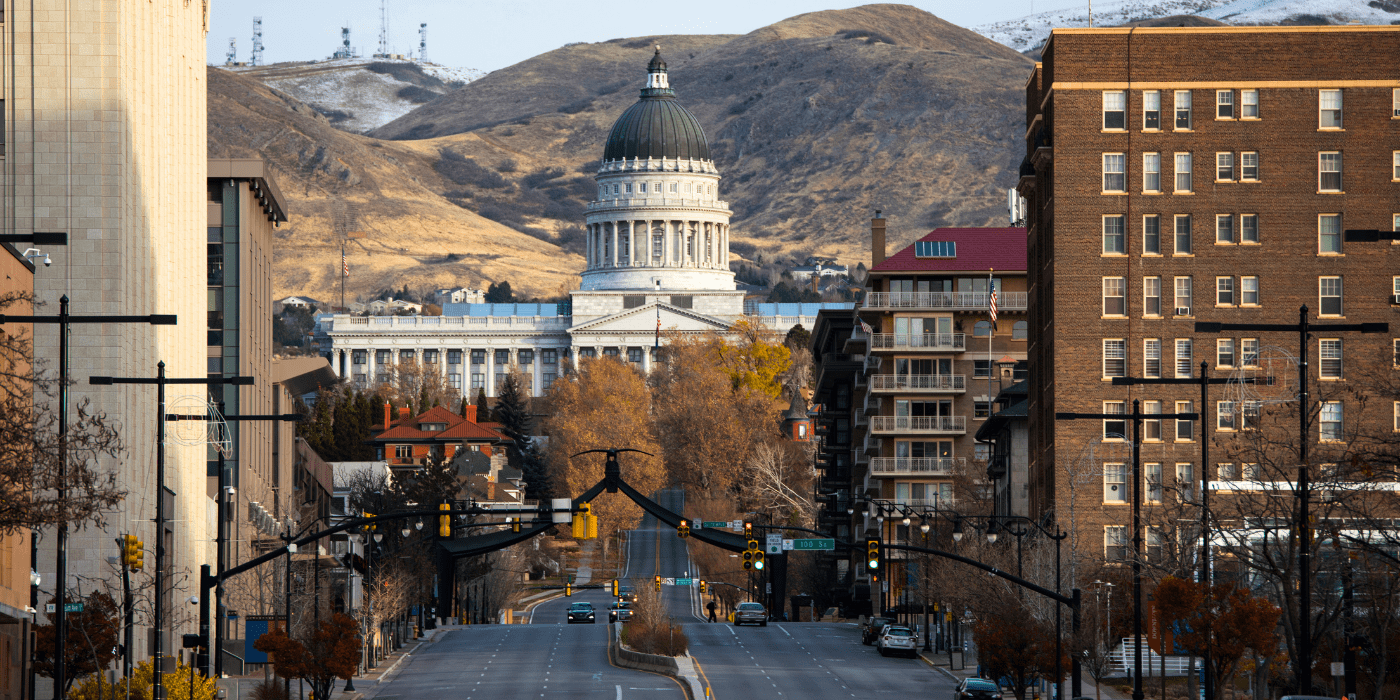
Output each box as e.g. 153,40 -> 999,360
569,302 -> 731,336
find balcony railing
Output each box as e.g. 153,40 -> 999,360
870,374 -> 966,393
870,457 -> 959,475
869,415 -> 967,434
869,333 -> 965,351
863,291 -> 1027,311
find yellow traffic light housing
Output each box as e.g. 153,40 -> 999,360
867,539 -> 880,570
612,579 -> 620,597
438,503 -> 451,538
742,550 -> 754,571
565,582 -> 572,597
572,502 -> 597,540
131,540 -> 145,572
121,534 -> 138,570
363,512 -> 376,532
677,520 -> 690,538
510,517 -> 521,533
744,522 -> 753,539
754,550 -> 765,570
699,580 -> 707,594
654,575 -> 662,591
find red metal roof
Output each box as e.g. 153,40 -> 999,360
870,227 -> 1027,273
372,405 -> 508,443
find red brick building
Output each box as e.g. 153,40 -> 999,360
1020,26 -> 1400,565
371,405 -> 510,471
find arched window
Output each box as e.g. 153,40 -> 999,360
974,320 -> 993,337
1013,320 -> 1028,340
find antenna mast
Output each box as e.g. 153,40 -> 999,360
251,17 -> 264,66
377,0 -> 389,57
333,26 -> 356,60
419,23 -> 427,62
225,38 -> 236,65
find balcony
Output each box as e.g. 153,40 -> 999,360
869,333 -> 965,352
854,409 -> 869,427
863,432 -> 882,455
870,374 -> 966,393
863,291 -> 1027,312
870,457 -> 959,475
869,415 -> 967,435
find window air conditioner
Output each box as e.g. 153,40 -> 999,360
1175,307 -> 1191,316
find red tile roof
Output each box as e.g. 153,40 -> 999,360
372,405 -> 508,443
871,227 -> 1027,273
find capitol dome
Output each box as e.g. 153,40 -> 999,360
602,51 -> 711,162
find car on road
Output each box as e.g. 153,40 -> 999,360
876,626 -> 918,658
566,602 -> 596,624
618,584 -> 636,603
733,602 -> 768,627
608,601 -> 633,623
954,677 -> 1004,700
861,616 -> 893,645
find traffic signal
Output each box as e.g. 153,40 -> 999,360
654,575 -> 662,592
744,522 -> 753,539
612,579 -> 620,597
438,503 -> 451,538
572,503 -> 598,540
510,517 -> 521,533
867,539 -> 880,570
754,549 -> 765,571
699,580 -> 707,594
677,520 -> 690,538
363,512 -> 376,532
131,538 -> 144,572
120,534 -> 139,570
565,582 -> 572,597
743,538 -> 759,570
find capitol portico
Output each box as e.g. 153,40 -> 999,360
325,49 -> 849,396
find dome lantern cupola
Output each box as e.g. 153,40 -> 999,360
646,46 -> 670,91
602,49 -> 710,163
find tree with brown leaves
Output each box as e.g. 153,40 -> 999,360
974,598 -> 1066,700
33,590 -> 120,696
254,612 -> 362,700
1155,576 -> 1282,700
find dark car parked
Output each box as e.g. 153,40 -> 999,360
954,678 -> 1004,700
566,602 -> 596,624
861,616 -> 893,645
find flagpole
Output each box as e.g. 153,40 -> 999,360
988,268 -> 995,434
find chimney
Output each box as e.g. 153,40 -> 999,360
462,405 -> 477,423
871,211 -> 886,268
399,406 -> 410,421
383,401 -> 391,428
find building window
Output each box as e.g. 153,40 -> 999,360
1393,151 -> 1399,180
1395,339 -> 1400,367
1241,152 -> 1259,181
449,373 -> 461,389
542,349 -> 558,365
400,349 -> 416,363
1394,88 -> 1400,117
973,320 -> 993,337
1242,339 -> 1260,367
1217,400 -> 1237,430
1216,152 -> 1234,181
1103,339 -> 1126,378
1143,153 -> 1161,192
1174,90 -> 1192,129
1320,339 -> 1342,379
518,349 -> 534,365
1103,215 -> 1125,254
352,350 -> 367,365
375,350 -> 391,365
1319,214 -> 1342,254
652,234 -> 663,261
1320,89 -> 1342,128
1146,463 -> 1163,503
447,349 -> 462,365
1106,526 -> 1128,560
1242,214 -> 1259,243
495,349 -> 511,365
1104,401 -> 1127,440
1219,463 -> 1238,480
1217,90 -> 1234,119
1144,400 -> 1162,441
1144,339 -> 1162,378
1104,465 -> 1127,504
1143,90 -> 1160,129
975,400 -> 992,419
1174,277 -> 1192,316
1321,401 -> 1343,441
1103,154 -> 1126,192
1319,152 -> 1343,192
1174,153 -> 1192,192
1174,215 -> 1192,254
1217,338 -> 1236,368
1177,463 -> 1195,502
1176,402 -> 1194,441
1013,320 -> 1028,340
1217,276 -> 1235,306
974,359 -> 992,378
1242,277 -> 1259,306
543,372 -> 557,390
1103,277 -> 1127,316
1394,402 -> 1400,432
1320,276 -> 1343,316
1216,215 -> 1234,244
1103,91 -> 1126,130
1144,276 -> 1161,317
424,349 -> 439,364
395,445 -> 411,459
1143,215 -> 1161,254
471,373 -> 484,390
471,349 -> 486,365
1242,89 -> 1259,118
627,347 -> 643,363
1175,339 -> 1193,378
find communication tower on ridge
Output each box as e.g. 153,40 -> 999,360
419,23 -> 427,62
225,38 -> 236,66
251,17 -> 264,66
332,27 -> 357,60
376,0 -> 390,58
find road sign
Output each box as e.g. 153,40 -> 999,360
701,521 -> 728,529
765,533 -> 783,554
662,578 -> 676,586
730,520 -> 743,531
676,578 -> 693,586
789,538 -> 836,551
46,603 -> 83,613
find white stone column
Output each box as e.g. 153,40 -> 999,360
627,221 -> 636,266
484,347 -> 495,397
642,343 -> 652,374
532,349 -> 542,396
611,223 -> 619,267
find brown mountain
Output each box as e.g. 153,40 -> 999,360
213,4 -> 1034,302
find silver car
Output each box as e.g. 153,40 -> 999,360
733,602 -> 767,627
877,626 -> 918,658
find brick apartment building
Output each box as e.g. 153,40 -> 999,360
811,223 -> 1028,611
1020,26 -> 1400,567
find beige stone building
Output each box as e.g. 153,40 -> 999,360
2,0 -> 212,686
0,244 -> 36,700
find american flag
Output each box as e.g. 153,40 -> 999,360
859,317 -> 873,336
989,287 -> 998,323
343,252 -> 349,278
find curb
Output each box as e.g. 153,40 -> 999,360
608,621 -> 706,700
918,652 -> 962,683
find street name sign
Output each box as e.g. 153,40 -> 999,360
676,578 -> 693,586
701,521 -> 728,529
789,538 -> 836,551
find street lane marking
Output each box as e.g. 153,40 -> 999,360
616,684 -> 622,700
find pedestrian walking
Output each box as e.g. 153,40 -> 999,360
706,599 -> 718,623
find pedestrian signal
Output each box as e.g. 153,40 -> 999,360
867,539 -> 880,570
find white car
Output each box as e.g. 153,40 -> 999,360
877,625 -> 918,658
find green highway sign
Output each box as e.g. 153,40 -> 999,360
676,578 -> 693,586
790,539 -> 836,551
700,521 -> 728,529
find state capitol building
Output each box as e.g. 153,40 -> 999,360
324,49 -> 848,396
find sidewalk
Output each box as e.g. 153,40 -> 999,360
916,649 -> 1129,700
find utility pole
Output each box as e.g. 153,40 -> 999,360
1196,307 -> 1387,695
332,203 -> 366,313
1,294 -> 173,698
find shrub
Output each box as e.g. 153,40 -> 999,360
249,681 -> 291,700
836,28 -> 897,45
496,159 -> 518,173
557,97 -> 594,114
396,85 -> 441,104
623,622 -> 689,656
436,150 -> 507,189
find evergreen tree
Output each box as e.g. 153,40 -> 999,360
474,387 -> 489,419
492,372 -> 550,499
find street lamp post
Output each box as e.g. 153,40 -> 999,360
1196,306 -> 1387,695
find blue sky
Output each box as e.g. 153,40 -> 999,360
206,0 -> 1069,72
